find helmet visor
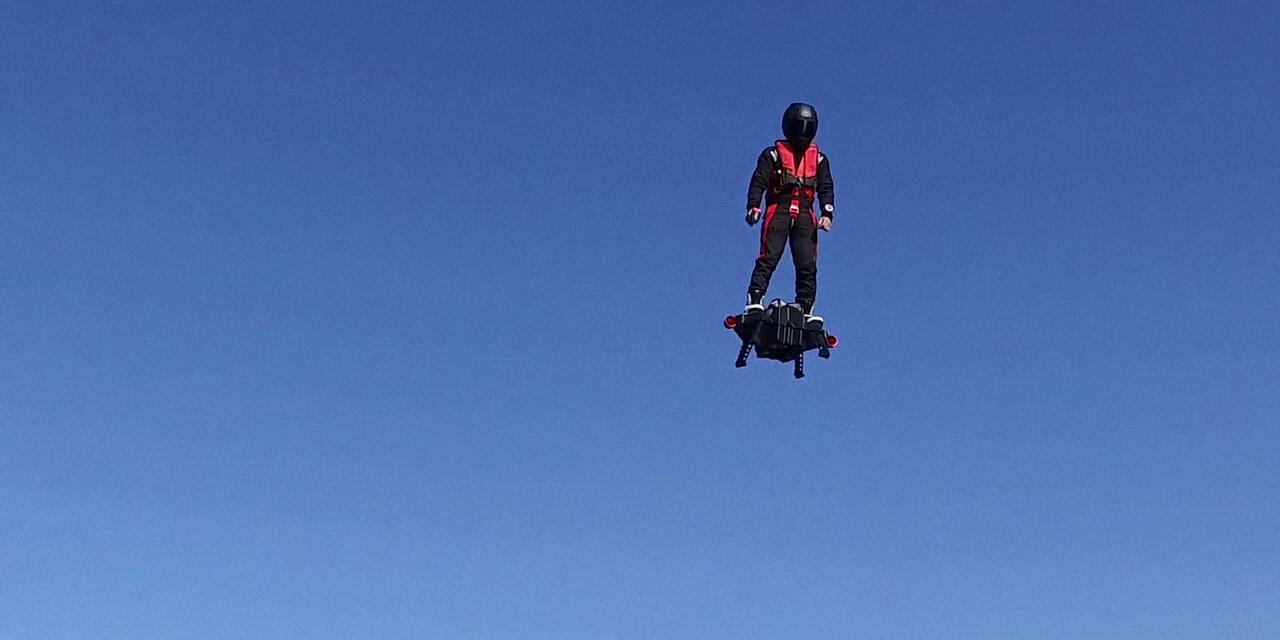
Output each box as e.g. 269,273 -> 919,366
784,117 -> 817,141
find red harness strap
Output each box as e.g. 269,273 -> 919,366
774,141 -> 820,218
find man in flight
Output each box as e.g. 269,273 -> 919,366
744,102 -> 835,322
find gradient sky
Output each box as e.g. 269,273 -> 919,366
3,1 -> 1279,638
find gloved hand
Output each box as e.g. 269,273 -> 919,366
745,207 -> 762,226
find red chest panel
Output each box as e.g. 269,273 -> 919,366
773,141 -> 820,217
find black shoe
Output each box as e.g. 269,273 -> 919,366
798,300 -> 823,324
744,291 -> 764,312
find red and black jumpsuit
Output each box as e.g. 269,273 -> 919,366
746,140 -> 835,308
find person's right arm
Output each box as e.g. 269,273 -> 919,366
745,148 -> 773,225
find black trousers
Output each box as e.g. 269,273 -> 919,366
749,206 -> 817,304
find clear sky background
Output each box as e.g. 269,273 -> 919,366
3,1 -> 1278,638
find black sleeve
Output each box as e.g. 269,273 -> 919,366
746,148 -> 774,209
817,153 -> 835,218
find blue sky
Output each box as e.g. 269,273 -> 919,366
3,1 -> 1278,638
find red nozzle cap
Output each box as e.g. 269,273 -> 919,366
724,315 -> 739,329
826,334 -> 838,348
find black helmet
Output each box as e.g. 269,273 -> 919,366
782,102 -> 818,148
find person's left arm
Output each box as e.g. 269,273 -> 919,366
816,153 -> 835,231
